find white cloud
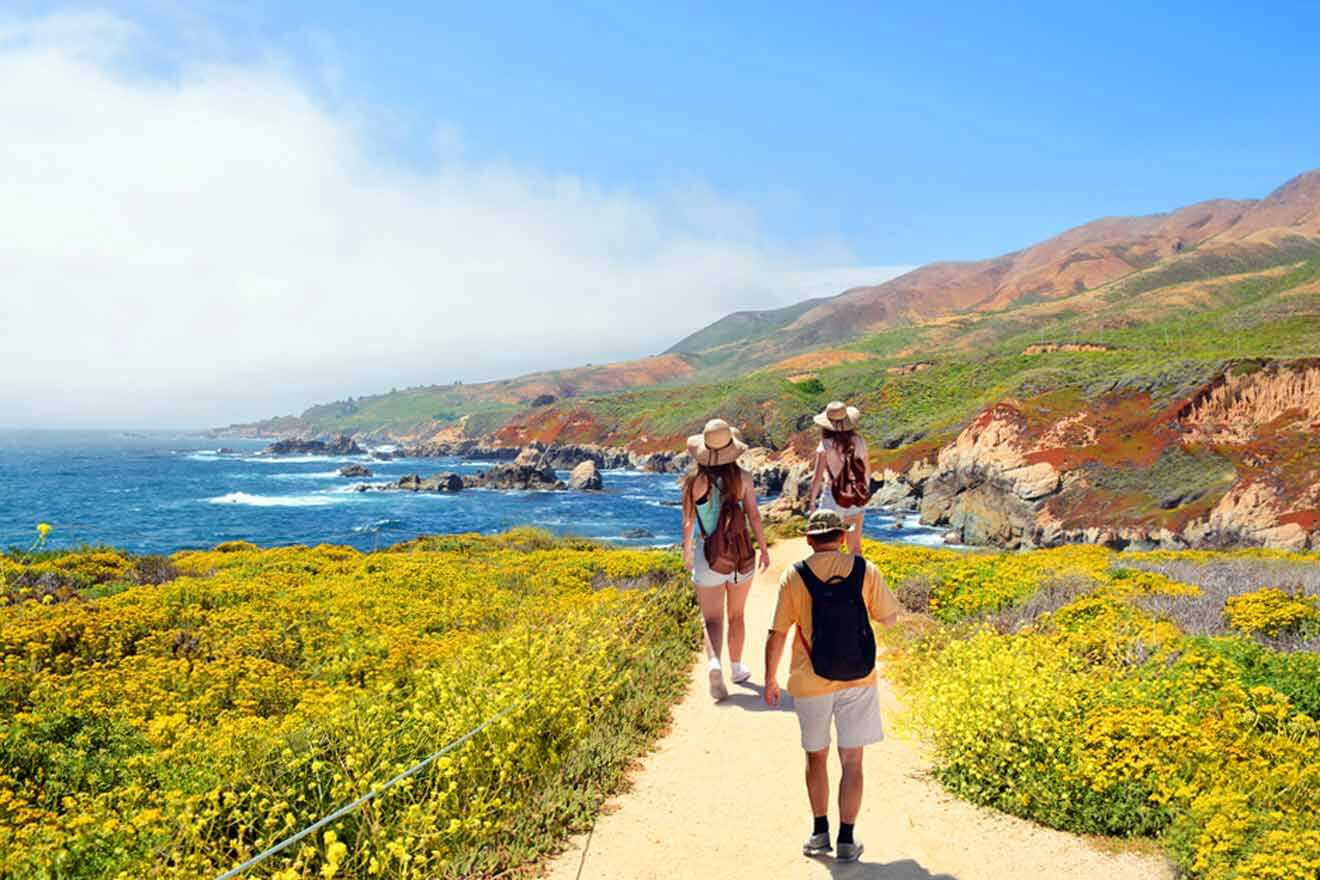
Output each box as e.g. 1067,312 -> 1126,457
0,11 -> 909,428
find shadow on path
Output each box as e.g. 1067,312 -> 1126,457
821,856 -> 959,879
716,681 -> 788,714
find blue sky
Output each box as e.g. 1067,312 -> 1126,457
3,2 -> 1318,426
23,0 -> 1316,264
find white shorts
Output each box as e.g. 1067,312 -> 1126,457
692,548 -> 754,588
793,685 -> 885,752
819,488 -> 867,518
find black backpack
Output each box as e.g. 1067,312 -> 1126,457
796,556 -> 876,681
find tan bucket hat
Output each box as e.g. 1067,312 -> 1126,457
813,400 -> 861,432
686,418 -> 748,467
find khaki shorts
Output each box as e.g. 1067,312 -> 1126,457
793,685 -> 884,752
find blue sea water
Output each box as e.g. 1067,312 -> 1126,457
0,431 -> 946,554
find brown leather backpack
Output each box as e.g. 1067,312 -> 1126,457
697,479 -> 756,575
830,439 -> 871,509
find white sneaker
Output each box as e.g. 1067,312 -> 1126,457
707,658 -> 728,701
730,661 -> 752,684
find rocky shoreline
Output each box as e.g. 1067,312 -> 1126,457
248,361 -> 1320,554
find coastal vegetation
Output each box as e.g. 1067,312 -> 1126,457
866,540 -> 1320,879
0,531 -> 696,879
225,172 -> 1320,553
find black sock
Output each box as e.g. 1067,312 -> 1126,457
838,822 -> 855,845
813,816 -> 829,836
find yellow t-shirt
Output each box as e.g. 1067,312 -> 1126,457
770,551 -> 900,698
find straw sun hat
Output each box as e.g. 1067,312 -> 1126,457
686,418 -> 748,467
813,400 -> 861,432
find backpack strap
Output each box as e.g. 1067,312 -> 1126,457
692,475 -> 724,539
794,560 -> 825,596
844,554 -> 867,589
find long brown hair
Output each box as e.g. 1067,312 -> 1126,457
681,462 -> 744,521
822,427 -> 857,451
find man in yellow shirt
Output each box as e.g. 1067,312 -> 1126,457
764,510 -> 900,863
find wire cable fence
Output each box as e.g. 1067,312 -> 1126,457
212,577 -> 688,880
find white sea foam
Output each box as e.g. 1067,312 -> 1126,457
353,518 -> 403,533
894,530 -> 950,547
207,492 -> 344,507
242,455 -> 341,464
271,470 -> 343,480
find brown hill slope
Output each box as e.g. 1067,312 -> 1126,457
678,170 -> 1320,369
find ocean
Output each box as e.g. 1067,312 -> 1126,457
0,430 -> 947,554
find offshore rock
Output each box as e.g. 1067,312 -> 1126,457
568,460 -> 603,491
469,462 -> 565,491
264,434 -> 364,456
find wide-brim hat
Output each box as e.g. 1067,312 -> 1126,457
686,418 -> 748,467
813,401 -> 861,432
804,509 -> 855,536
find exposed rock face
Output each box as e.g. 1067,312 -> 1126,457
886,361 -> 935,375
909,361 -> 1320,551
408,439 -> 662,471
403,440 -> 521,460
514,447 -> 545,467
393,474 -> 423,492
339,464 -> 373,478
470,463 -> 564,491
264,435 -> 364,456
752,451 -> 816,521
567,460 -> 603,491
532,443 -> 631,470
369,472 -> 464,493
630,450 -> 692,473
420,472 -> 465,492
1181,362 -> 1320,444
1023,342 -> 1112,355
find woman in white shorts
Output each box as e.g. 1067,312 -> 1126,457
805,401 -> 871,555
681,418 -> 771,700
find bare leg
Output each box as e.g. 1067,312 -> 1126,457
846,512 -> 864,555
724,579 -> 753,663
838,746 -> 864,823
805,749 -> 830,818
695,583 -> 727,662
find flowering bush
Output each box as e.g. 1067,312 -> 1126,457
1223,587 -> 1320,637
868,539 -> 1320,880
0,531 -> 696,879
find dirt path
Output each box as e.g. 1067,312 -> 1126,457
544,537 -> 1174,880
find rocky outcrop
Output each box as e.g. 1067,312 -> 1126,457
420,472 -> 466,492
470,462 -> 565,491
403,439 -> 683,472
907,362 -> 1320,551
886,361 -> 935,375
567,460 -> 603,491
629,450 -> 692,473
264,435 -> 364,456
360,472 -> 465,493
916,404 -> 1063,547
1023,342 -> 1113,355
403,440 -> 521,460
1181,361 -> 1320,444
339,464 -> 373,478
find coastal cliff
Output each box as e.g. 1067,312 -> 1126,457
874,361 -> 1320,551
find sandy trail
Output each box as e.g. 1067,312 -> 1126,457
544,537 -> 1173,880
